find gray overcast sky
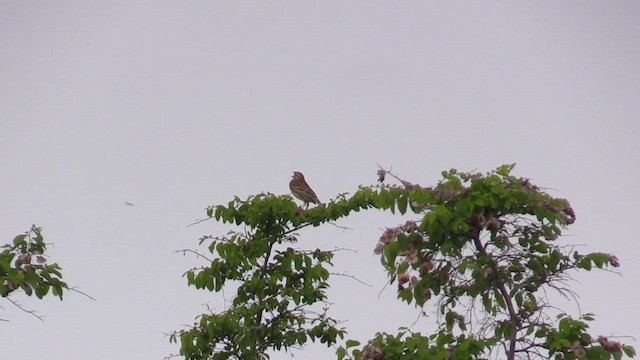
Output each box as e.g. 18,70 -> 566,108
1,2 -> 639,359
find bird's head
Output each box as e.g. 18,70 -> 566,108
292,171 -> 304,180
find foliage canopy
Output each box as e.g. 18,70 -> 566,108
172,164 -> 635,360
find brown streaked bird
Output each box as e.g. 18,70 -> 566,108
289,171 -> 322,209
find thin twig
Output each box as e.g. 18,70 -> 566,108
186,217 -> 212,227
5,297 -> 44,321
69,287 -> 97,301
330,272 -> 373,287
377,278 -> 392,300
327,222 -> 353,231
175,248 -> 213,262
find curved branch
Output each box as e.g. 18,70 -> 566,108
473,232 -> 519,360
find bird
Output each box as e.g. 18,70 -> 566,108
289,171 -> 322,209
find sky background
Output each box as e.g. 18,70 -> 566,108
1,2 -> 639,359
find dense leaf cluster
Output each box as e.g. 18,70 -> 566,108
172,194 -> 350,359
341,165 -> 633,360
1,226 -> 67,301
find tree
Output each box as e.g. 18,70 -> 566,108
1,225 -> 69,320
172,164 -> 635,360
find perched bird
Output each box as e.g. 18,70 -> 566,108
289,171 -> 322,209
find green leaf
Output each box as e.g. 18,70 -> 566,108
346,339 -> 360,347
397,194 -> 408,215
12,234 -> 27,246
496,163 -> 516,176
434,205 -> 453,225
399,289 -> 413,304
622,346 -> 636,357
